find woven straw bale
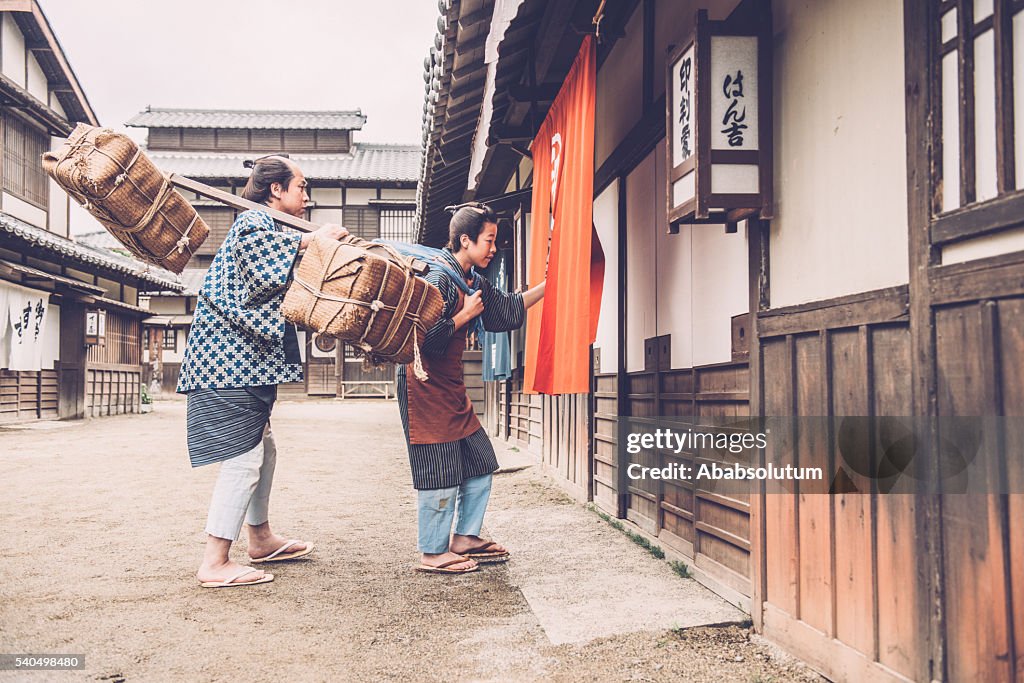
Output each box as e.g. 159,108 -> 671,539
42,124 -> 208,274
282,237 -> 444,366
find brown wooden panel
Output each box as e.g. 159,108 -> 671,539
759,286 -> 910,338
661,369 -> 695,394
830,328 -> 875,657
936,304 -> 1013,682
697,363 -> 748,394
870,324 -> 921,680
181,128 -> 215,149
998,298 -> 1024,681
795,333 -> 833,636
147,128 -> 180,150
762,338 -> 798,615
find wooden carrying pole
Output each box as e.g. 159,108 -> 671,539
168,174 -> 428,274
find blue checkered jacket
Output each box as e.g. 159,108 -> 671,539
177,209 -> 303,392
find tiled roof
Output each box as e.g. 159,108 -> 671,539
179,268 -> 207,296
0,214 -> 183,292
75,229 -> 135,257
145,145 -> 421,183
126,108 -> 367,130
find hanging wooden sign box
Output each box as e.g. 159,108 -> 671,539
665,9 -> 773,231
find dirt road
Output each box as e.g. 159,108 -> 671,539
0,400 -> 821,682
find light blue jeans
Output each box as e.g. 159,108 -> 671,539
417,474 -> 493,553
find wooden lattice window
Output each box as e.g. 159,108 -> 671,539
379,207 -> 416,242
935,0 -> 1023,214
162,328 -> 177,352
342,206 -> 380,240
2,114 -> 49,208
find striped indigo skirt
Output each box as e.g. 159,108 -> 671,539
396,365 -> 498,490
185,385 -> 276,468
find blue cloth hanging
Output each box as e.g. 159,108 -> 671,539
481,249 -> 512,381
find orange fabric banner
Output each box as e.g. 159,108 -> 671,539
524,36 -> 604,395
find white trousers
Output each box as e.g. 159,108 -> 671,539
205,425 -> 276,541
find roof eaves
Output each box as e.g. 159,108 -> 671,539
13,1 -> 99,126
0,213 -> 183,292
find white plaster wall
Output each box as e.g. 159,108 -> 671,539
3,192 -> 46,228
654,141 -> 695,370
593,180 -> 619,374
625,149 -> 657,372
1,14 -> 26,88
344,188 -> 376,205
595,3 -> 643,170
26,52 -> 46,102
379,188 -> 416,201
769,0 -> 909,307
147,297 -> 189,314
68,200 -> 94,236
49,92 -> 66,119
48,134 -> 70,236
690,222 -> 749,366
310,208 -> 344,225
310,187 -> 342,205
162,331 -> 186,364
942,227 -> 1024,265
48,181 -> 69,237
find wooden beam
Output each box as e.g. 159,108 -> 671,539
487,122 -> 534,144
757,286 -> 910,338
533,0 -> 582,84
903,2 -> 944,681
458,5 -> 493,31
448,75 -> 487,102
453,32 -> 488,57
930,190 -> 1024,245
506,83 -> 561,103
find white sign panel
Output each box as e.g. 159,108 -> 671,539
671,45 -> 696,167
710,36 -> 759,151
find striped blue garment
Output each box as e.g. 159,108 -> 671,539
186,385 -> 276,467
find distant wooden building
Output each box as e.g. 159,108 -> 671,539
420,1 -> 1024,681
127,108 -> 421,398
0,1 -> 182,423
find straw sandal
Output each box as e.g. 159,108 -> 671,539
250,540 -> 314,564
415,558 -> 480,574
199,567 -> 274,588
457,541 -> 510,563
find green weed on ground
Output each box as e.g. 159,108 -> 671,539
590,505 -> 674,563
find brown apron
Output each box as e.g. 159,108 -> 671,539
406,288 -> 482,444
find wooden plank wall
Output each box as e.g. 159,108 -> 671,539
507,372 -> 543,456
933,296 -> 1023,682
142,362 -> 181,395
540,393 -> 591,502
755,286 -> 923,682
483,380 -> 499,436
593,372 -> 619,515
463,350 -> 484,421
624,361 -> 753,599
84,312 -> 142,418
85,368 -> 140,417
0,369 -> 58,422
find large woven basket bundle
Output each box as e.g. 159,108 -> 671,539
282,237 -> 444,374
42,123 -> 208,274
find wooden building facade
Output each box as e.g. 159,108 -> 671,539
418,0 -> 1024,680
0,1 -> 182,423
127,108 -> 421,398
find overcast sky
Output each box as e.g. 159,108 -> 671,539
42,0 -> 440,145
